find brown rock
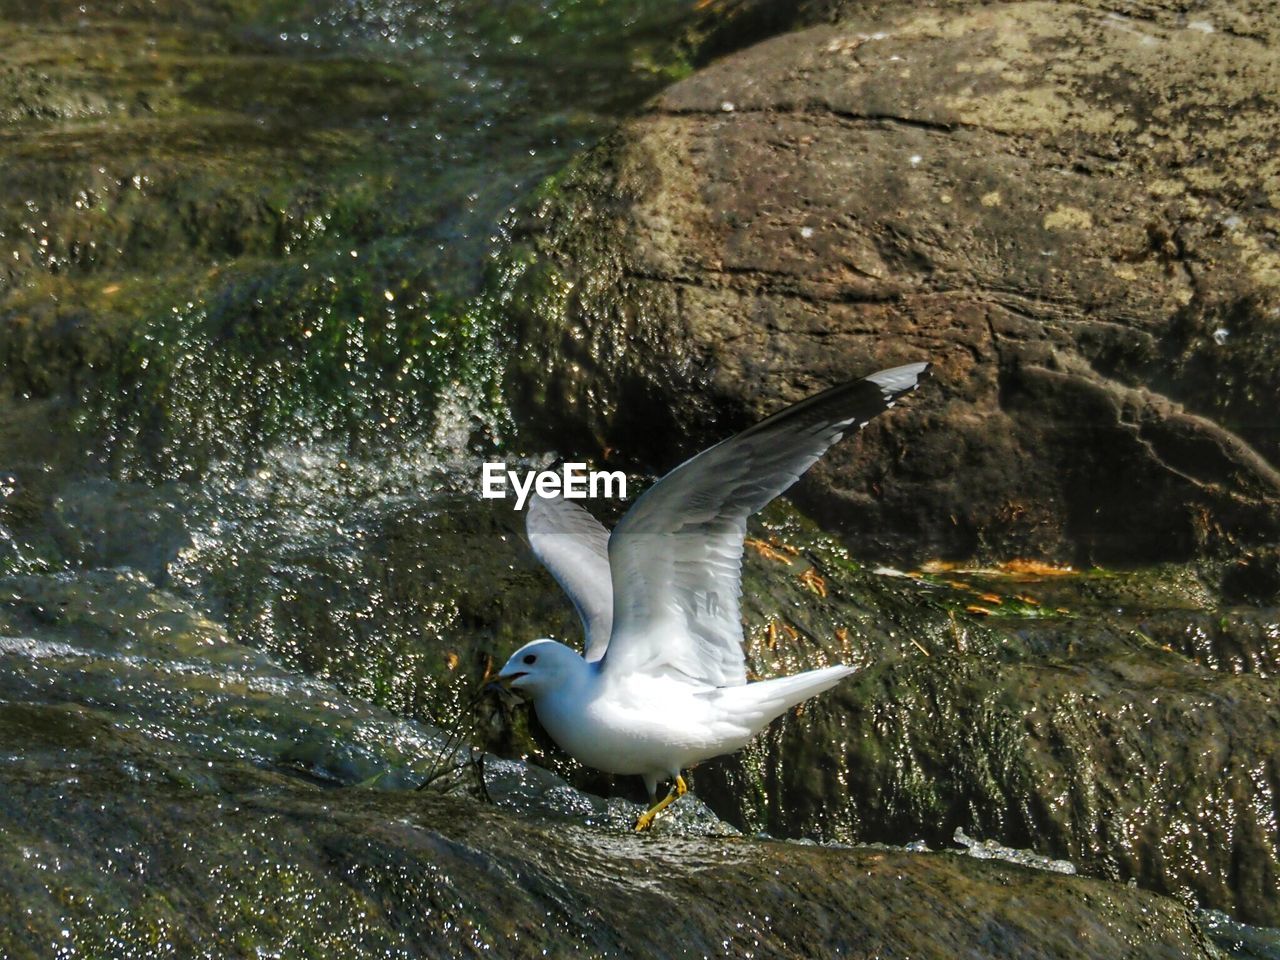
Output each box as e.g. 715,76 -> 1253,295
506,1 -> 1280,563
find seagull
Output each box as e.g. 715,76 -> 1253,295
495,362 -> 930,831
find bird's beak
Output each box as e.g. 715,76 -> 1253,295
492,669 -> 528,688
485,670 -> 527,700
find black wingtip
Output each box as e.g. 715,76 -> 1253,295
734,359 -> 931,442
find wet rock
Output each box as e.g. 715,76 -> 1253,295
483,754 -> 740,837
165,464 -> 579,743
0,561 -> 1224,959
0,568 -> 448,789
1137,606 -> 1280,677
167,457 -> 1278,926
0,0 -> 706,484
44,478 -> 191,579
821,645 -> 1279,925
1200,909 -> 1280,960
0,760 -> 1224,959
504,0 -> 1280,564
1221,546 -> 1280,607
692,550 -> 1280,927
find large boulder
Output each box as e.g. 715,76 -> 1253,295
0,761 -> 1223,959
505,0 -> 1280,563
0,566 -> 1224,959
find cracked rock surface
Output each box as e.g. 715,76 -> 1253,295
504,0 -> 1280,564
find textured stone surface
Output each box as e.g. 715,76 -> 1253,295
0,765 -> 1222,960
0,563 -> 1222,959
505,0 -> 1280,564
692,540 -> 1280,926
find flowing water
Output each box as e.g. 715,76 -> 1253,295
0,2 -> 735,951
1,1 -> 1278,956
0,0 -> 703,717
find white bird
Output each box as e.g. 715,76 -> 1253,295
495,363 -> 931,831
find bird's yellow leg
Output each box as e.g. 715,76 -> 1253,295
634,788 -> 676,832
634,775 -> 688,832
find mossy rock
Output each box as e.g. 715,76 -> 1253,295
0,744 -> 1223,959
0,554 -> 1227,958
694,545 -> 1280,925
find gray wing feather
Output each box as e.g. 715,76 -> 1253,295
526,494 -> 614,661
603,362 -> 931,686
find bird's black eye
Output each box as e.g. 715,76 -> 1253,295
522,654 -> 537,665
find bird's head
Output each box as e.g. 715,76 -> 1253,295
493,638 -> 584,700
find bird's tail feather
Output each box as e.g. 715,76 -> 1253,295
719,664 -> 856,728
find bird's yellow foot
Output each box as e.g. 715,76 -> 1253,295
634,803 -> 664,833
634,775 -> 688,832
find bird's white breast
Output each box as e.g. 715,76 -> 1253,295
532,672 -> 754,777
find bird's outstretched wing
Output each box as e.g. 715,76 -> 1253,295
602,362 -> 931,687
526,493 -> 613,661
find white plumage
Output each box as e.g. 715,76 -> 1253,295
498,362 -> 931,827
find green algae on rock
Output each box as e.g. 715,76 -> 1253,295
0,765 -> 1224,959
683,518 -> 1280,926
0,555 -> 1226,959
0,0 -> 714,490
